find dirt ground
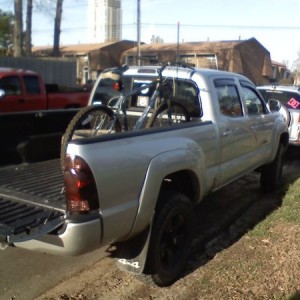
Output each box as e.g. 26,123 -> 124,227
36,148 -> 300,300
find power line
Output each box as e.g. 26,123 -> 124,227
137,23 -> 300,31
32,21 -> 300,35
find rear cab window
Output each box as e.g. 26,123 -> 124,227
94,70 -> 202,118
23,75 -> 41,94
123,76 -> 201,118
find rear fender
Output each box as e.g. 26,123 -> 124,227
129,148 -> 203,238
269,114 -> 289,162
114,149 -> 204,274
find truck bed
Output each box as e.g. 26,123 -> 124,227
0,159 -> 65,243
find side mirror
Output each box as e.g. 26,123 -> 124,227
268,99 -> 290,126
267,99 -> 281,112
0,89 -> 5,98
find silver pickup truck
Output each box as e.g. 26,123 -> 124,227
0,65 -> 288,286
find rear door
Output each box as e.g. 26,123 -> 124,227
241,80 -> 275,154
22,75 -> 47,110
214,78 -> 259,184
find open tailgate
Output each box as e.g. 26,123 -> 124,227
0,159 -> 66,243
0,196 -> 64,243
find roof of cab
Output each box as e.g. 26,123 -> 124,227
0,67 -> 38,77
257,85 -> 300,93
123,65 -> 246,78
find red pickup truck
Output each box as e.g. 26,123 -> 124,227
0,67 -> 90,113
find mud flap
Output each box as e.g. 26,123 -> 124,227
114,224 -> 152,275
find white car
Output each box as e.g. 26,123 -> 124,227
258,85 -> 300,146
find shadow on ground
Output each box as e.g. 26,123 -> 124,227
182,146 -> 300,279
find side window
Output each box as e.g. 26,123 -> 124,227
214,79 -> 242,117
0,76 -> 22,95
242,86 -> 266,115
23,75 -> 41,94
173,79 -> 201,117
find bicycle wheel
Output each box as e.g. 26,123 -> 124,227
61,105 -> 121,171
146,102 -> 190,128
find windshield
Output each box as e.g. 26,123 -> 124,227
259,89 -> 300,110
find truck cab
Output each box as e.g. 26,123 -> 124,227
0,68 -> 47,112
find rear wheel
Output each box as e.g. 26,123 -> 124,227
146,190 -> 194,286
60,105 -> 121,171
146,102 -> 190,128
260,143 -> 284,192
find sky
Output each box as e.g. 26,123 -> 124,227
1,0 -> 300,69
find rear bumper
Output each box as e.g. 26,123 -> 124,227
13,217 -> 102,256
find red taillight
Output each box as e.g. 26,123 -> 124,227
112,82 -> 120,91
64,155 -> 99,213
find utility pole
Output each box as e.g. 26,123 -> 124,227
25,0 -> 33,56
53,0 -> 63,57
176,21 -> 180,62
137,0 -> 141,66
13,0 -> 23,57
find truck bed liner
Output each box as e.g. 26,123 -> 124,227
0,159 -> 65,210
0,159 -> 65,243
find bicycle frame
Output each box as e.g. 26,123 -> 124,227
94,64 -> 169,132
133,64 -> 168,130
104,83 -> 155,132
133,81 -> 162,130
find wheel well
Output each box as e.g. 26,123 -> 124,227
159,170 -> 199,204
280,131 -> 289,150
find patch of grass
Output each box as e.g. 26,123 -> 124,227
249,178 -> 300,238
279,181 -> 300,223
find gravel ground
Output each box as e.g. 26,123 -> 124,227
35,148 -> 300,300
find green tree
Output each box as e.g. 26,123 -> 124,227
0,10 -> 14,56
34,0 -> 64,56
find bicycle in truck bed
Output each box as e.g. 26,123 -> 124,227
60,63 -> 191,170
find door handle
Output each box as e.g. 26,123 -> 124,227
222,129 -> 232,137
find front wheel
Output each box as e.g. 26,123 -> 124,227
146,102 -> 190,128
145,190 -> 195,286
260,143 -> 285,192
60,105 -> 121,171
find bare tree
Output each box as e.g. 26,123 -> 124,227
12,0 -> 64,57
13,0 -> 23,57
53,0 -> 63,56
24,0 -> 33,56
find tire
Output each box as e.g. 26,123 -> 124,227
146,102 -> 190,128
260,143 -> 284,192
146,190 -> 194,286
60,105 -> 121,171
